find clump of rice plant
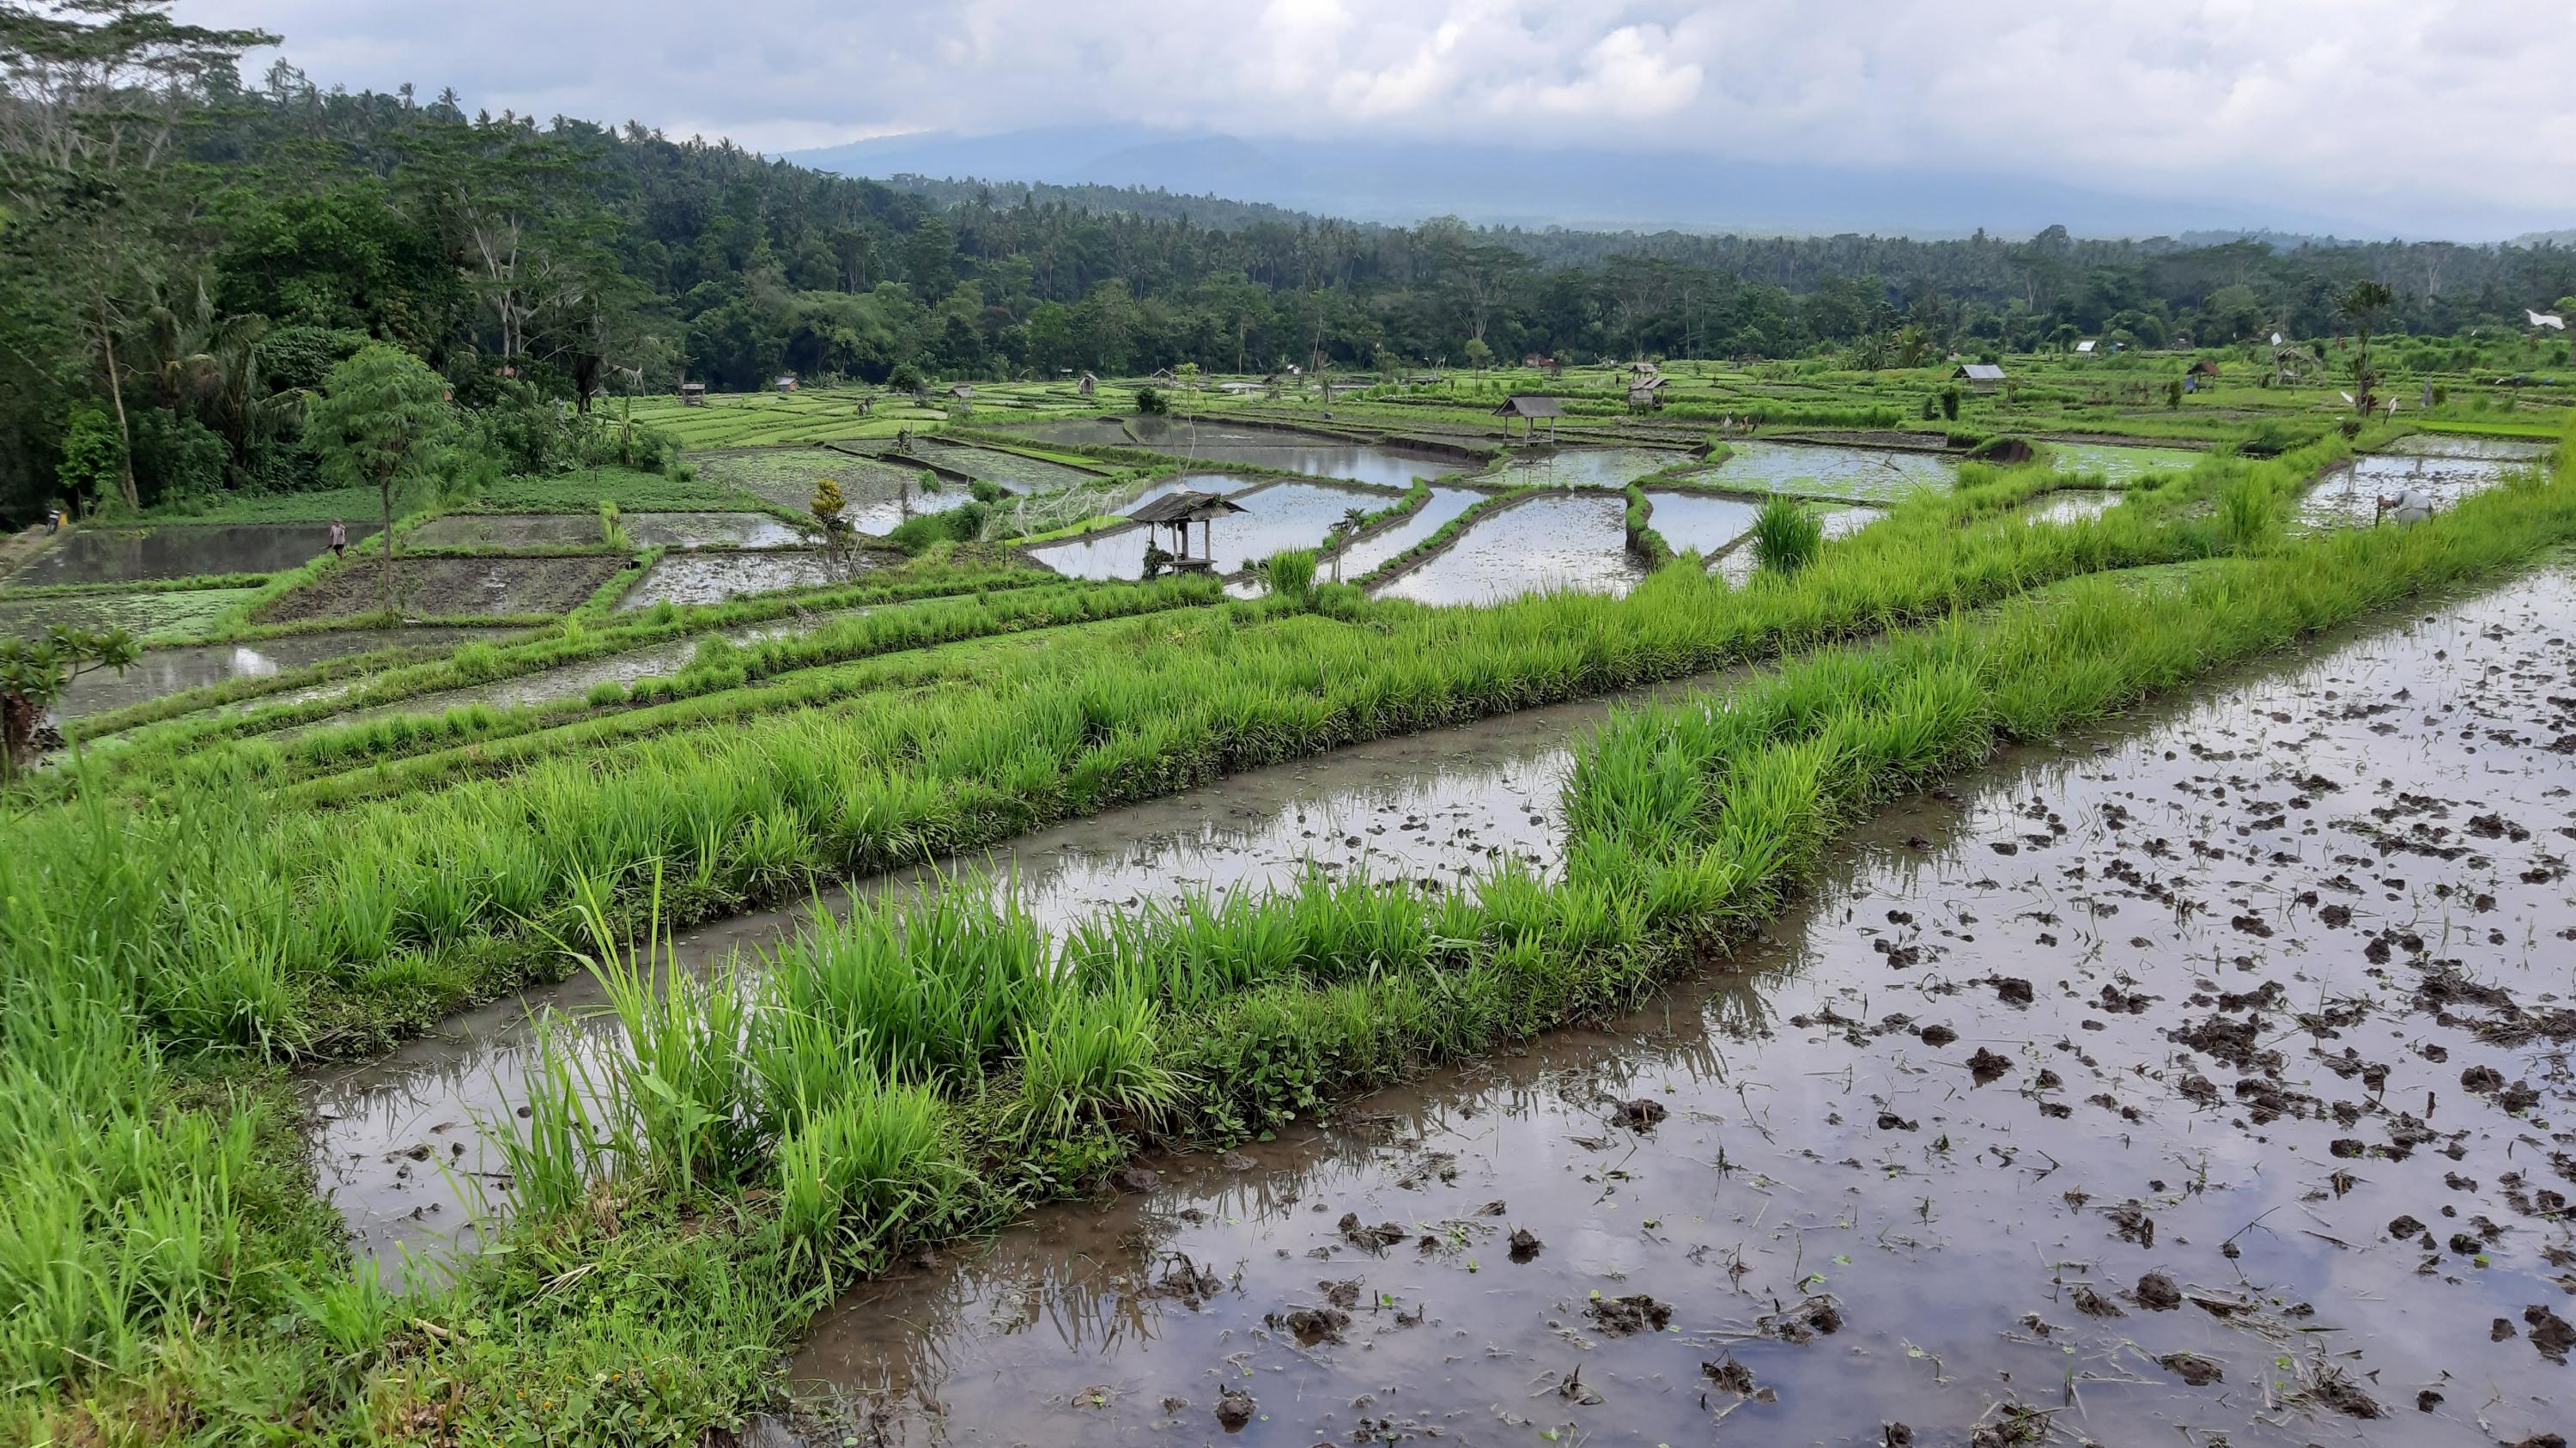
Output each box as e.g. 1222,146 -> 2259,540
1749,496 -> 1825,575
1261,548 -> 1318,607
2219,475 -> 2275,553
598,498 -> 632,550
1011,983 -> 1181,1140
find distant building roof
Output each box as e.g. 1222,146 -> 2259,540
947,384 -> 975,398
679,381 -> 707,392
2074,340 -> 2097,353
1128,490 -> 1249,526
1218,380 -> 1265,393
1953,363 -> 2007,381
1496,394 -> 1564,418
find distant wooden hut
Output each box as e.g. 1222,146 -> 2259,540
1952,362 -> 2006,392
775,374 -> 799,392
1495,394 -> 1563,440
1078,371 -> 1098,397
2185,359 -> 2221,378
679,381 -> 708,407
1626,375 -> 1668,412
947,384 -> 975,400
2073,339 -> 2097,356
1127,490 -> 1247,575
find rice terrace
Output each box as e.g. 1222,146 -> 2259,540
3,4 -> 2574,1445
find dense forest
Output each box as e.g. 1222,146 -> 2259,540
4,2 -> 2573,520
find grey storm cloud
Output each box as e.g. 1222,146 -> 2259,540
179,0 -> 2576,232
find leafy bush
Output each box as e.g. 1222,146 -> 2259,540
883,500 -> 989,553
1135,386 -> 1168,415
1261,548 -> 1318,607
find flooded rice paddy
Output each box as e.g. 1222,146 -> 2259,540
993,417 -> 1143,449
2026,490 -> 2124,526
2382,434 -> 2555,463
908,441 -> 1095,492
1332,488 -> 1483,580
54,627 -> 498,721
2047,442 -> 2203,484
615,549 -> 875,611
305,676 -> 1730,1271
1374,493 -> 1643,606
1119,420 -> 1467,489
1489,447 -> 1692,490
2297,452 -> 2530,531
694,448 -> 981,534
1029,479 -> 1394,581
1643,491 -> 1765,556
4,522 -> 370,585
0,587 -> 258,639
1696,441 -> 1957,502
1711,506 -> 1885,587
407,512 -> 805,549
788,569 -> 2576,1448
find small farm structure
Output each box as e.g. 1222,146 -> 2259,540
679,382 -> 708,407
775,375 -> 799,392
1078,372 -> 1098,397
2074,340 -> 2096,355
1626,376 -> 1668,411
1953,363 -> 2006,392
1128,490 -> 1247,575
1495,394 -> 1564,440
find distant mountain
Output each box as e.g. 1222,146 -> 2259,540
787,125 -> 2444,242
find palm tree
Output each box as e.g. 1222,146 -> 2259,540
2337,280 -> 2396,414
1329,505 -> 1368,582
140,277 -> 289,480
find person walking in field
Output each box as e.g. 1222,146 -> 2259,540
329,519 -> 348,557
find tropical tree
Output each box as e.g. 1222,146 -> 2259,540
2338,280 -> 2396,412
1,625 -> 137,778
304,343 -> 452,613
0,1 -> 276,509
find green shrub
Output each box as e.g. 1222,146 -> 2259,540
1261,548 -> 1318,607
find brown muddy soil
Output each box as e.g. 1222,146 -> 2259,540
789,569 -> 2576,1447
258,554 -> 628,622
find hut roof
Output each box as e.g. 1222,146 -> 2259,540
1953,363 -> 2007,382
1495,394 -> 1564,418
678,381 -> 707,392
1127,490 -> 1249,526
947,384 -> 975,398
2073,339 -> 2097,353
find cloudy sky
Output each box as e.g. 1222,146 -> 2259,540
179,0 -> 2575,235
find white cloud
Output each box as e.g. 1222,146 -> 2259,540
176,0 -> 2575,231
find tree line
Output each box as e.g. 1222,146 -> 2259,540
4,1 -> 2573,520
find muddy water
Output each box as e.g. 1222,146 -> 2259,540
1029,479 -> 1395,581
1331,487 -> 1481,581
1121,420 -> 1466,490
1374,493 -> 1644,606
616,550 -> 877,610
306,677 -> 1733,1273
2383,434 -> 2555,463
1698,441 -> 1955,502
5,522 -> 373,585
2026,490 -> 2123,526
408,513 -> 806,549
2047,442 -> 2201,484
908,441 -> 1089,493
1492,447 -> 1692,490
1643,491 -> 1762,556
51,627 -> 495,723
994,418 -> 1140,448
2297,453 -> 2524,530
791,569 -> 2576,1448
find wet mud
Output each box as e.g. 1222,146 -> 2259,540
1029,479 -> 1394,581
1118,420 -> 1466,490
788,568 -> 2576,1448
1491,447 -> 1692,490
2046,443 -> 2202,484
2298,453 -> 2526,531
55,627 -> 496,721
259,555 -> 628,623
615,549 -> 878,611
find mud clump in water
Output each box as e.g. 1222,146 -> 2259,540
2131,1272 -> 2183,1311
2527,1305 -> 2574,1363
1585,1293 -> 1672,1336
1917,1023 -> 1957,1046
1266,1305 -> 1352,1345
1990,976 -> 2033,1006
2070,1285 -> 2123,1317
1337,1213 -> 1405,1250
1615,1096 -> 1668,1129
1213,1388 -> 1255,1430
1508,1227 -> 1543,1262
2158,1351 -> 2224,1385
1318,1278 -> 1360,1308
1966,1046 -> 2014,1085
1701,1357 -> 1758,1395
